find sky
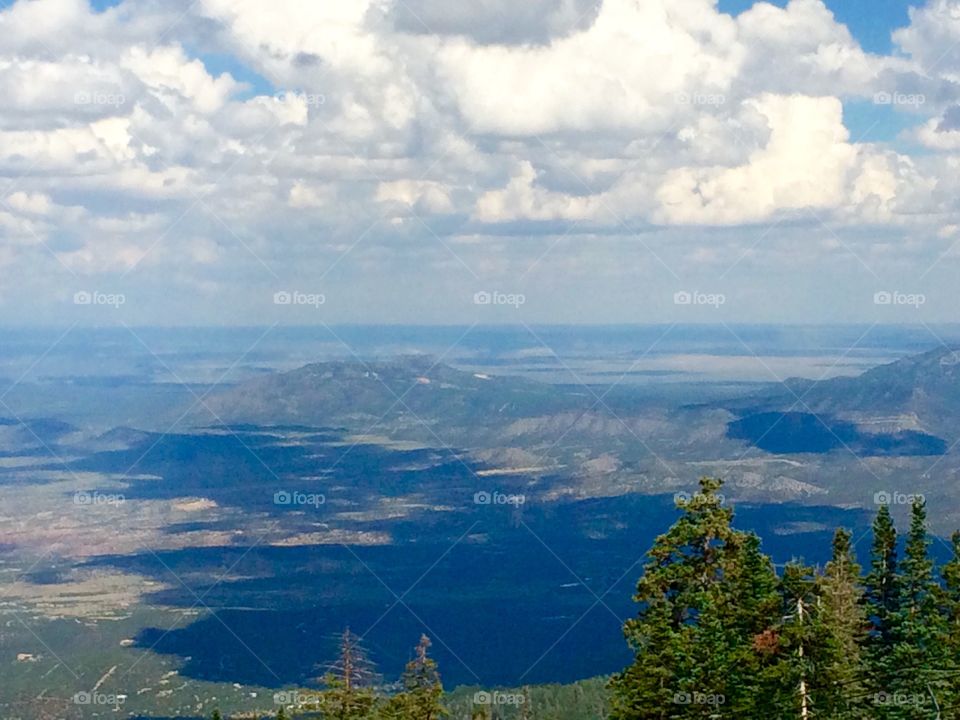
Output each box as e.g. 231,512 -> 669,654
1,0 -> 960,326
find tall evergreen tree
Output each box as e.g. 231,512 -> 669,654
818,528 -> 869,718
381,635 -> 446,720
610,477 -> 780,719
884,500 -> 948,719
723,532 -> 783,717
941,531 -> 960,710
865,503 -> 900,700
318,628 -> 379,720
766,537 -> 871,719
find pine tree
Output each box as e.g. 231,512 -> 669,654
381,635 -> 446,720
724,531 -> 783,716
817,528 -> 869,718
884,500 -> 948,719
865,503 -> 899,701
941,531 -> 960,710
610,477 -> 780,719
760,562 -> 820,719
757,547 -> 871,719
210,711 -> 222,720
318,628 -> 379,720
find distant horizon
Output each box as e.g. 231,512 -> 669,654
5,321 -> 960,330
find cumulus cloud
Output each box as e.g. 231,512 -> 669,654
893,0 -> 960,79
1,0 -> 960,323
656,94 -> 884,225
435,0 -> 742,136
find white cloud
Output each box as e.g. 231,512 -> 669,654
121,46 -> 238,114
893,0 -> 960,79
1,0 -> 959,322
656,94 -> 881,224
436,0 -> 742,135
474,162 -> 600,222
376,179 -> 454,215
734,0 -> 887,96
5,191 -> 54,215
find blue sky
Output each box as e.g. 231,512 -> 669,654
719,0 -> 912,53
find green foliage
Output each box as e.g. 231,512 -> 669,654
877,500 -> 950,718
943,531 -> 960,706
316,672 -> 378,720
611,479 -> 960,719
380,635 -> 447,720
609,477 -> 781,718
817,528 -> 869,717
